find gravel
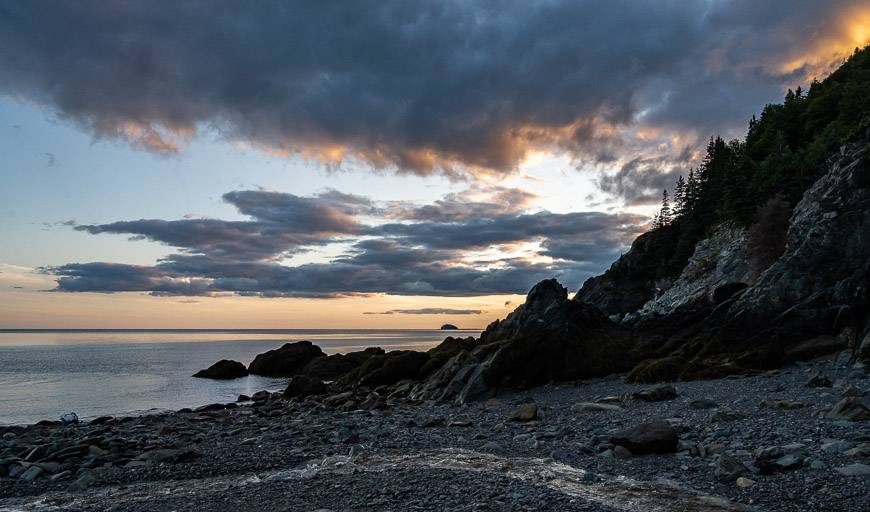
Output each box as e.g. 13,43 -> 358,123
0,355 -> 868,511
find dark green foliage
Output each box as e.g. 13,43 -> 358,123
643,44 -> 870,283
747,195 -> 792,278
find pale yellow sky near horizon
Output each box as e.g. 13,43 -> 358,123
0,264 -> 523,329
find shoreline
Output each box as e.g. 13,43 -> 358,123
1,353 -> 868,511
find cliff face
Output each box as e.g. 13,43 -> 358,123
626,225 -> 751,323
626,140 -> 870,380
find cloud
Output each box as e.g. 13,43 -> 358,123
597,154 -> 690,205
74,189 -> 367,260
43,152 -> 55,167
364,308 -> 483,315
1,1 -> 866,177
45,186 -> 646,297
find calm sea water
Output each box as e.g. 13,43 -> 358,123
0,329 -> 479,425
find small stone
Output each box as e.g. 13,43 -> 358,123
629,384 -> 678,402
612,445 -> 632,458
610,420 -> 678,454
689,399 -> 718,409
806,373 -> 833,388
572,402 -> 621,412
842,386 -> 865,397
826,397 -> 870,421
711,409 -> 746,422
715,454 -> 747,482
509,403 -> 538,422
735,477 -> 756,487
835,463 -> 870,476
67,470 -> 99,491
20,466 -> 43,482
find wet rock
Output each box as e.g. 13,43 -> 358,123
509,404 -> 538,422
826,397 -> 870,421
284,375 -> 327,398
193,359 -> 248,379
248,341 -> 326,377
609,420 -> 678,454
628,384 -> 677,402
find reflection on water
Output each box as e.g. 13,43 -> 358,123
0,329 -> 479,425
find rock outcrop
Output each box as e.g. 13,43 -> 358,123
411,279 -> 634,403
301,347 -> 385,381
626,141 -> 870,381
248,341 -> 325,377
192,360 -> 248,380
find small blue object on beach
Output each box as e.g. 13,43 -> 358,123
59,412 -> 79,425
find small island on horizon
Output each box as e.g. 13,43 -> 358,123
440,323 -> 459,330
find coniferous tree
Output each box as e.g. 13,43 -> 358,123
672,175 -> 686,218
659,189 -> 672,226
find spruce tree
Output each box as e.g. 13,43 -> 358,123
659,189 -> 672,226
673,175 -> 686,218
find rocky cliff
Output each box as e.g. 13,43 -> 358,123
625,140 -> 870,380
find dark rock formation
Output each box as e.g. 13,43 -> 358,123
622,142 -> 870,381
411,279 -> 634,403
284,375 -> 327,398
248,341 -> 325,377
340,350 -> 432,388
302,347 -> 385,381
192,360 -> 248,380
440,324 -> 459,330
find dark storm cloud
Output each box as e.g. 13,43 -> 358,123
45,254 -> 577,298
46,187 -> 645,297
364,308 -> 483,315
74,190 -> 366,260
370,211 -> 644,251
1,0 -> 861,177
597,155 -> 689,206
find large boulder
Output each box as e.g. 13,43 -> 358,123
411,279 -> 634,403
302,347 -> 385,381
248,341 -> 325,377
610,420 -> 679,454
193,360 -> 248,379
284,375 -> 327,398
339,350 -> 432,388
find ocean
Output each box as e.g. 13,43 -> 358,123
0,329 -> 479,425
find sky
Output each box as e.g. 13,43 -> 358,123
1,0 -> 869,329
